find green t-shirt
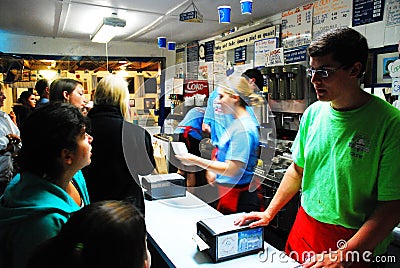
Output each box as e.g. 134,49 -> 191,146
292,95 -> 400,254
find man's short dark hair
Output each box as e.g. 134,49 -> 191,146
308,27 -> 368,78
35,79 -> 49,96
242,68 -> 264,91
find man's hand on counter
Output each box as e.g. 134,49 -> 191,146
234,211 -> 273,228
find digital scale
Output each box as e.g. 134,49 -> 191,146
195,213 -> 264,262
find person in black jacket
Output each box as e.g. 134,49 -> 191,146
82,74 -> 155,215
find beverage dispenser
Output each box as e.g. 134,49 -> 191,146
265,67 -> 279,100
285,64 -> 305,100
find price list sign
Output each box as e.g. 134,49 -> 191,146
352,0 -> 385,26
234,46 -> 247,64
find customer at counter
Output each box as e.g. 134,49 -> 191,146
35,79 -> 50,109
0,102 -> 92,268
236,28 -> 400,267
82,74 -> 155,215
49,78 -> 87,115
176,76 -> 264,214
28,200 -> 151,268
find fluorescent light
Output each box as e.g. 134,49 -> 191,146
91,16 -> 126,43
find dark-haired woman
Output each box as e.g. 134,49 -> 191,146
49,78 -> 87,114
12,90 -> 36,127
28,200 -> 151,268
0,102 -> 92,268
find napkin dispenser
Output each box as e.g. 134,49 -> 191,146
195,213 -> 264,263
142,173 -> 186,200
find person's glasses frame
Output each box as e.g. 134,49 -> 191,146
306,66 -> 345,78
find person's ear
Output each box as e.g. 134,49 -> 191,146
62,91 -> 70,102
350,62 -> 362,78
45,87 -> 50,94
60,148 -> 74,165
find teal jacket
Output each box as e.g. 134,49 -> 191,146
0,170 -> 90,268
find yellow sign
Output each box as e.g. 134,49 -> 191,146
214,26 -> 277,52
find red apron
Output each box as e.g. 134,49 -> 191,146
286,206 -> 373,267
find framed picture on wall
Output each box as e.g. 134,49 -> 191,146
144,98 -> 156,109
376,52 -> 398,84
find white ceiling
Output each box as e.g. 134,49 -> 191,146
0,0 -> 312,44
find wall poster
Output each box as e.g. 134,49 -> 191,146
254,38 -> 278,68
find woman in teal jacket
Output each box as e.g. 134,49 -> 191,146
0,102 -> 92,268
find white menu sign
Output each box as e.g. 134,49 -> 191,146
281,3 -> 314,49
312,0 -> 352,40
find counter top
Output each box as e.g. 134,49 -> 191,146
145,192 -> 299,267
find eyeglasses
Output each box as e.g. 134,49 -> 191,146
306,66 -> 345,78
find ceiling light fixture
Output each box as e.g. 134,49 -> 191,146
91,13 -> 126,43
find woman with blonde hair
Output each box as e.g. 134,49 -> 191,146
176,76 -> 264,214
82,75 -> 155,214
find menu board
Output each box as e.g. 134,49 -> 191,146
205,41 -> 215,62
352,0 -> 385,26
281,3 -> 313,49
234,46 -> 247,64
312,0 -> 352,40
186,41 -> 199,80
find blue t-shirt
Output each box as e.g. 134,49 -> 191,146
215,116 -> 259,185
203,88 -> 259,145
174,107 -> 204,140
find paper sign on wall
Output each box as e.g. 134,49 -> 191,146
266,48 -> 284,66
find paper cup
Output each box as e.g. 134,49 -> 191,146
240,0 -> 253,15
167,41 -> 176,51
157,37 -> 166,48
218,6 -> 231,24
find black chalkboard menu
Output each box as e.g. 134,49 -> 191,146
352,0 -> 385,27
186,41 -> 199,80
234,46 -> 247,64
205,41 -> 215,62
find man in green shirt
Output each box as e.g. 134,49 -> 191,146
236,28 -> 400,267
